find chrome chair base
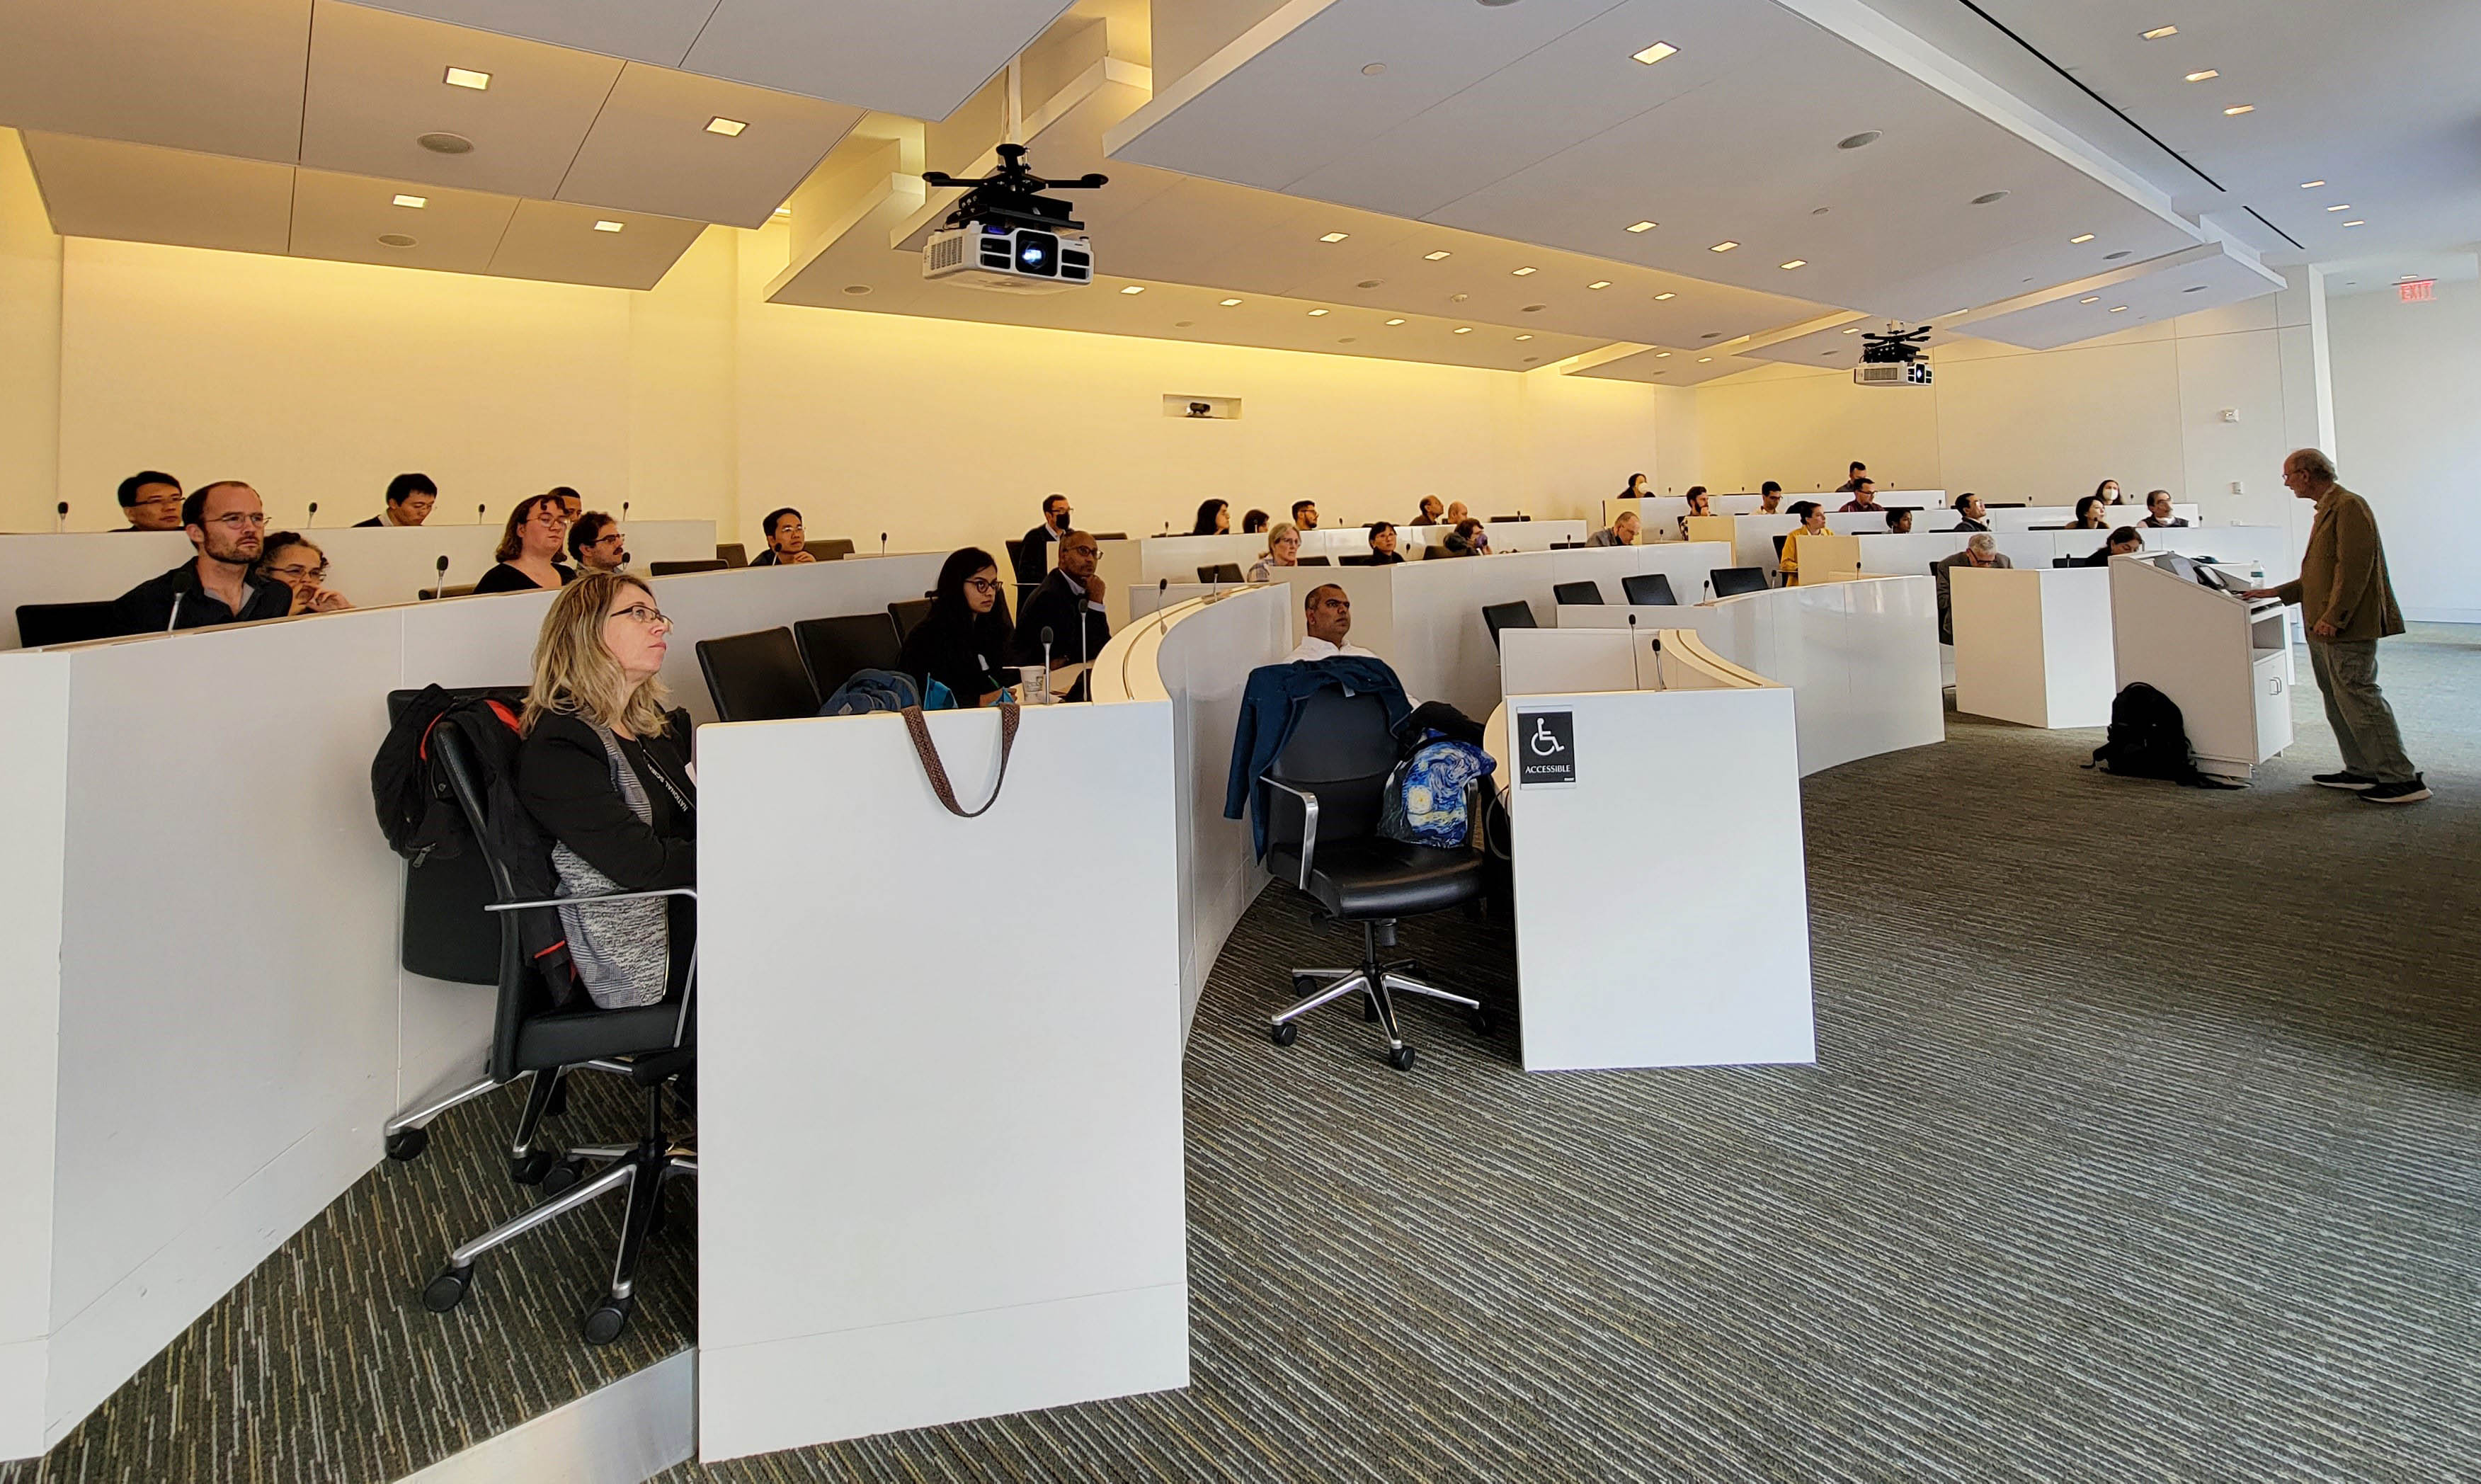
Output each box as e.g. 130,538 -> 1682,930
1267,923 -> 1489,1072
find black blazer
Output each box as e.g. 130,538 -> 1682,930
1951,518 -> 1989,532
109,559 -> 295,636
1008,569 -> 1112,668
900,605 -> 1016,704
475,561 -> 577,593
517,709 -> 697,892
1012,525 -> 1059,586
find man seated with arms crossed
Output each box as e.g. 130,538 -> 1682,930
117,470 -> 184,532
357,472 -> 436,527
110,481 -> 296,634
751,506 -> 814,565
1008,528 -> 1112,678
1291,499 -> 1321,532
1587,508 -> 1641,547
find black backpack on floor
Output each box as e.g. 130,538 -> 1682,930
2089,683 -> 2242,789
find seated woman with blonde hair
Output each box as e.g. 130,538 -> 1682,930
517,572 -> 696,1010
1248,522 -> 1303,583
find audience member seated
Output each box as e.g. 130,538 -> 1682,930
116,470 -> 184,532
1413,495 -> 1444,526
1951,493 -> 1990,531
1755,480 -> 1783,515
1620,472 -> 1650,501
110,481 -> 297,634
2066,494 -> 2109,530
1677,486 -> 1713,537
1248,523 -> 1303,581
474,493 -> 577,593
901,547 -> 1017,707
1886,507 -> 1915,535
1932,534 -> 2013,642
751,506 -> 814,566
1442,518 -> 1490,556
2074,527 -> 2145,566
1291,499 -> 1320,531
1009,529 -> 1112,671
516,574 -> 695,1010
1835,461 -> 1868,493
2096,479 -> 2126,507
1191,498 -> 1229,535
1013,493 -> 1073,586
356,472 -> 436,527
1241,508 -> 1270,535
1288,583 -> 1378,663
255,531 -> 353,615
1838,477 -> 1883,513
1363,522 -> 1405,564
549,487 -> 584,524
1587,510 -> 1641,547
1444,501 -> 1472,527
569,510 -> 629,574
1778,501 -> 1827,584
2142,490 -> 2188,527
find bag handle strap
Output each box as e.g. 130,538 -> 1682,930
900,702 -> 1021,818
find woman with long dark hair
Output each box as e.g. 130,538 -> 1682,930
900,547 -> 1017,706
1191,498 -> 1230,535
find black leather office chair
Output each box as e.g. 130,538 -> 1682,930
1711,567 -> 1769,598
418,583 -> 478,601
1298,555 -> 1330,566
1258,690 -> 1491,1072
715,543 -> 748,568
696,627 -> 820,721
1198,562 -> 1247,583
1772,534 -> 1789,560
1551,580 -> 1603,606
651,559 -> 728,576
811,538 -> 857,561
1481,600 -> 1538,650
1621,572 -> 1678,605
1489,514 -> 1530,523
889,597 -> 935,641
414,722 -> 695,1345
15,601 -> 119,646
792,612 -> 902,698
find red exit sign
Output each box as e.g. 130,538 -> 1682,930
2399,279 -> 2436,302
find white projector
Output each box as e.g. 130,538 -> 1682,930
924,221 -> 1093,294
1853,361 -> 1933,388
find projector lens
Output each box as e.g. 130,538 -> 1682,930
1013,229 -> 1061,277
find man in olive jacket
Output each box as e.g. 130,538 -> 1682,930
2245,448 -> 2425,803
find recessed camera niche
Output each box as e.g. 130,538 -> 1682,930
1164,395 -> 1242,420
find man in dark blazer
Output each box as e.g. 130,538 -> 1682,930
1012,493 -> 1073,587
1009,528 -> 1112,674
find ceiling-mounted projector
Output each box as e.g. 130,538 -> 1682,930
922,142 -> 1105,294
1854,322 -> 1934,388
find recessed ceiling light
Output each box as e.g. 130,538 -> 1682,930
1779,259 -> 1806,270
1837,131 -> 1881,150
1626,220 -> 1657,233
2342,219 -> 2365,227
2184,285 -> 2208,292
1515,333 -> 1534,341
1697,357 -> 1712,363
1175,320 -> 1193,327
2081,295 -> 2101,304
1384,317 -> 1405,325
772,205 -> 792,218
841,285 -> 871,296
1971,190 -> 2010,205
1521,303 -> 1546,312
2300,180 -> 2326,188
2110,304 -> 2128,313
2184,70 -> 2219,83
1119,285 -> 1145,295
2070,233 -> 2096,244
392,193 -> 427,208
1423,250 -> 1451,261
2104,250 -> 2132,260
1709,240 -> 1738,252
1360,62 -> 1386,76
1219,297 -> 1243,306
1653,292 -> 1676,300
2142,25 -> 2178,40
1631,41 -> 1677,64
1523,357 -> 1539,364
377,233 -> 416,248
2326,203 -> 2351,212
1307,308 -> 1329,316
1588,280 -> 1612,289
706,116 -> 748,136
1655,351 -> 1672,358
1318,232 -> 1350,243
1512,266 -> 1537,275
1453,326 -> 1473,334
1842,326 -> 1860,333
2223,104 -> 2254,115
416,132 -> 473,155
443,67 -> 490,91
593,220 -> 624,232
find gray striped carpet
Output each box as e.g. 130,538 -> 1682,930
10,629 -> 2475,1483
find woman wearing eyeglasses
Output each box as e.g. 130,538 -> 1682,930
254,531 -> 354,615
900,547 -> 1018,707
475,493 -> 578,594
518,573 -> 695,1010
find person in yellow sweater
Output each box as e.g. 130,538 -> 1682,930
1778,501 -> 1827,585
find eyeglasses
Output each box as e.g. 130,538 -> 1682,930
207,512 -> 268,530
588,532 -> 625,547
963,577 -> 1001,595
265,563 -> 329,581
610,604 -> 671,627
131,494 -> 183,509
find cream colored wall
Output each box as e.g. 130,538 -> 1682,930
2327,270 -> 2481,621
0,132 -> 62,529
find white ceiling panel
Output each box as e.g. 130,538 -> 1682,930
288,166 -> 516,275
1569,343 -> 1777,388
556,64 -> 862,228
23,132 -> 295,255
682,0 -> 1081,121
1954,241 -> 2286,351
1728,312 -> 1880,370
490,201 -> 707,290
341,0 -> 722,70
300,1 -> 622,199
0,0 -> 310,164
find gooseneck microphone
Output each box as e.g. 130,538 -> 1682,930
477,503 -> 487,524
622,501 -> 630,523
879,531 -> 889,559
1041,624 -> 1054,701
55,501 -> 68,533
307,501 -> 318,526
432,554 -> 451,600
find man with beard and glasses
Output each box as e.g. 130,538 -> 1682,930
110,481 -> 297,634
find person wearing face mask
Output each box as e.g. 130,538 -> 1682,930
474,493 -> 577,593
1013,493 -> 1073,587
254,531 -> 354,615
2096,479 -> 2126,507
110,481 -> 297,634
901,548 -> 1017,707
1008,528 -> 1112,677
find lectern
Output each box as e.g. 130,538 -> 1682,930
2110,553 -> 2294,776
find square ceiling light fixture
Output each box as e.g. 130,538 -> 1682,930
1631,42 -> 1677,64
1318,232 -> 1350,242
1422,250 -> 1451,261
1626,220 -> 1657,233
443,67 -> 490,90
392,193 -> 426,208
706,116 -> 748,136
593,219 -> 624,232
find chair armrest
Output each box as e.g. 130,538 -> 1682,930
1260,777 -> 1320,890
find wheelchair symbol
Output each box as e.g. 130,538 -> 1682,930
1528,716 -> 1566,758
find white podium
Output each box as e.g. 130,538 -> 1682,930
2110,554 -> 2295,775
1949,566 -> 2115,729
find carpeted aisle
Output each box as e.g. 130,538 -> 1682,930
668,627 -> 2477,1484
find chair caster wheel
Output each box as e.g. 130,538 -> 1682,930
582,1295 -> 634,1346
1269,1020 -> 1299,1047
540,1155 -> 588,1198
1387,1045 -> 1418,1072
384,1126 -> 429,1163
421,1267 -> 472,1313
511,1148 -> 559,1186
